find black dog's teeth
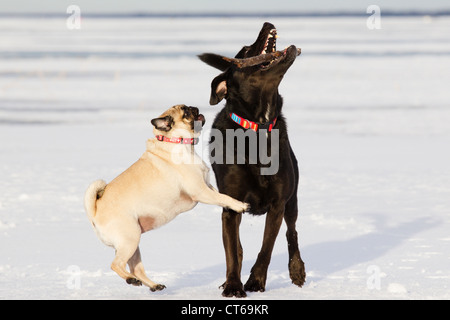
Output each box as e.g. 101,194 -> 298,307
262,28 -> 277,54
267,38 -> 276,52
260,29 -> 279,68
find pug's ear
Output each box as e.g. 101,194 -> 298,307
210,73 -> 228,105
151,115 -> 173,132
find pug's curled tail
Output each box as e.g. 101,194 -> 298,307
84,180 -> 107,223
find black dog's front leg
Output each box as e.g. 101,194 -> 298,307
244,205 -> 285,292
221,209 -> 246,298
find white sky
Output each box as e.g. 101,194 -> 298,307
1,0 -> 449,13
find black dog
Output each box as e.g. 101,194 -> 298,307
199,22 -> 306,297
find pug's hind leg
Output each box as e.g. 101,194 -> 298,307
109,221 -> 143,286
128,246 -> 166,292
111,243 -> 142,286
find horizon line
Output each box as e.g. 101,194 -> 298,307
1,10 -> 450,18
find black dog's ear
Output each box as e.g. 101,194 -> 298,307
198,53 -> 230,105
198,53 -> 232,71
151,115 -> 173,132
210,73 -> 227,105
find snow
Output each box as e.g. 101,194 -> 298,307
1,16 -> 450,300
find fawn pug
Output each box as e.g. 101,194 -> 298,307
84,104 -> 248,292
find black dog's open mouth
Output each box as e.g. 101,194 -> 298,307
222,26 -> 301,70
260,28 -> 279,69
258,27 -> 302,70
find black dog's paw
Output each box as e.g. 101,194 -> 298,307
221,281 -> 247,298
289,257 -> 306,287
291,274 -> 306,287
150,284 -> 166,292
244,277 -> 265,293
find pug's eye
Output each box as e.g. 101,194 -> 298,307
181,106 -> 189,118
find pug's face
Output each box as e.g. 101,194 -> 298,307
151,104 -> 206,138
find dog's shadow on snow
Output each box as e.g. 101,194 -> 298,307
170,214 -> 439,292
285,215 -> 439,284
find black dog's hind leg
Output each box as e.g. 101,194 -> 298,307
221,209 -> 246,298
283,149 -> 306,287
244,204 -> 285,292
284,194 -> 306,287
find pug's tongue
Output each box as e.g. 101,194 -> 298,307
197,114 -> 206,126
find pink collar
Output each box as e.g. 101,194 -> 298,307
155,135 -> 199,145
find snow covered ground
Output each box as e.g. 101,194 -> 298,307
1,16 -> 450,300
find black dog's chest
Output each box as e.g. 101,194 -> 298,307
210,108 -> 296,215
212,161 -> 289,215
243,175 -> 277,215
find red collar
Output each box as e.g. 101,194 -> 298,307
155,135 -> 199,145
229,112 -> 277,132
